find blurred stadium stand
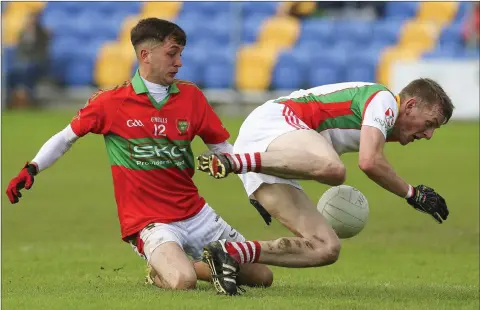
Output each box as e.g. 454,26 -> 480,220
2,1 -> 479,109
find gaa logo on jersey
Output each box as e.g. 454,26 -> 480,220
384,108 -> 395,129
176,119 -> 189,135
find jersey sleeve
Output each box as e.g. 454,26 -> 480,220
195,89 -> 230,144
70,91 -> 110,137
361,91 -> 399,139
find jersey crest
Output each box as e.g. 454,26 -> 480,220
176,119 -> 189,135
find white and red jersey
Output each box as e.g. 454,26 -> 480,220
274,82 -> 400,154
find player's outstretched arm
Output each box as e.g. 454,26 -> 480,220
5,125 -> 80,204
359,125 -> 410,197
359,126 -> 449,223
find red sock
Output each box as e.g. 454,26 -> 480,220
224,153 -> 262,174
224,241 -> 261,264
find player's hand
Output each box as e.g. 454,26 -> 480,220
6,162 -> 38,204
250,199 -> 271,225
406,185 -> 449,224
196,151 -> 233,179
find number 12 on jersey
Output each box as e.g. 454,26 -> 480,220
154,124 -> 166,136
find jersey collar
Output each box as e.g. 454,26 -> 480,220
131,69 -> 180,95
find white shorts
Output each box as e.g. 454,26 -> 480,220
129,204 -> 245,262
234,100 -> 310,197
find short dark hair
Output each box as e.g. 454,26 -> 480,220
399,78 -> 454,124
130,18 -> 186,49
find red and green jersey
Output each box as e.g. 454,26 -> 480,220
274,82 -> 400,154
70,71 -> 229,240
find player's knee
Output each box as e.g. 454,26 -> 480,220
323,239 -> 341,265
309,234 -> 341,266
314,161 -> 346,186
169,272 -> 197,290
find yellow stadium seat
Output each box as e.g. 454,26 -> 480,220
6,1 -> 45,14
236,44 -> 280,91
95,42 -> 137,88
141,2 -> 182,19
278,2 -> 317,16
119,15 -> 141,44
257,16 -> 300,49
236,65 -> 272,91
377,46 -> 424,87
398,20 -> 439,51
416,2 -> 459,26
2,11 -> 28,45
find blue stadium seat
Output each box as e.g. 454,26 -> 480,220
290,44 -> 314,67
309,46 -> 348,73
294,40 -> 324,55
371,20 -> 403,46
242,2 -> 279,17
438,22 -> 464,50
45,2 -> 84,14
75,39 -> 103,67
182,2 -> 232,17
422,46 -> 459,59
276,51 -> 303,69
40,9 -> 71,33
175,12 -> 206,46
64,60 -> 94,86
176,46 -> 202,85
49,36 -> 83,81
307,65 -> 343,87
2,46 -> 16,76
91,2 -> 119,14
272,62 -> 304,90
298,18 -> 336,46
75,10 -> 118,41
345,65 -> 375,83
185,40 -> 231,65
384,2 -> 419,20
207,14 -> 233,45
203,64 -> 234,88
454,2 -> 473,23
243,13 -> 267,43
334,20 -> 373,47
333,39 -> 360,52
115,1 -> 142,14
347,45 -> 382,69
176,63 -> 201,85
50,36 -> 82,59
94,12 -> 124,41
455,47 -> 480,59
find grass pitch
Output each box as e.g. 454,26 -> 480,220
2,110 -> 479,310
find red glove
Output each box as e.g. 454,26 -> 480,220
6,162 -> 38,204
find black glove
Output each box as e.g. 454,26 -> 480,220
197,151 -> 233,179
406,185 -> 449,224
250,199 -> 271,225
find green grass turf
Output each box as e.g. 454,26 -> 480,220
2,110 -> 479,310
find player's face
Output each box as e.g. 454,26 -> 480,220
145,37 -> 184,85
396,98 -> 445,145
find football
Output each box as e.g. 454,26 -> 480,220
317,185 -> 369,239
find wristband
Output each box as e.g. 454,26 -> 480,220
405,185 -> 414,199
